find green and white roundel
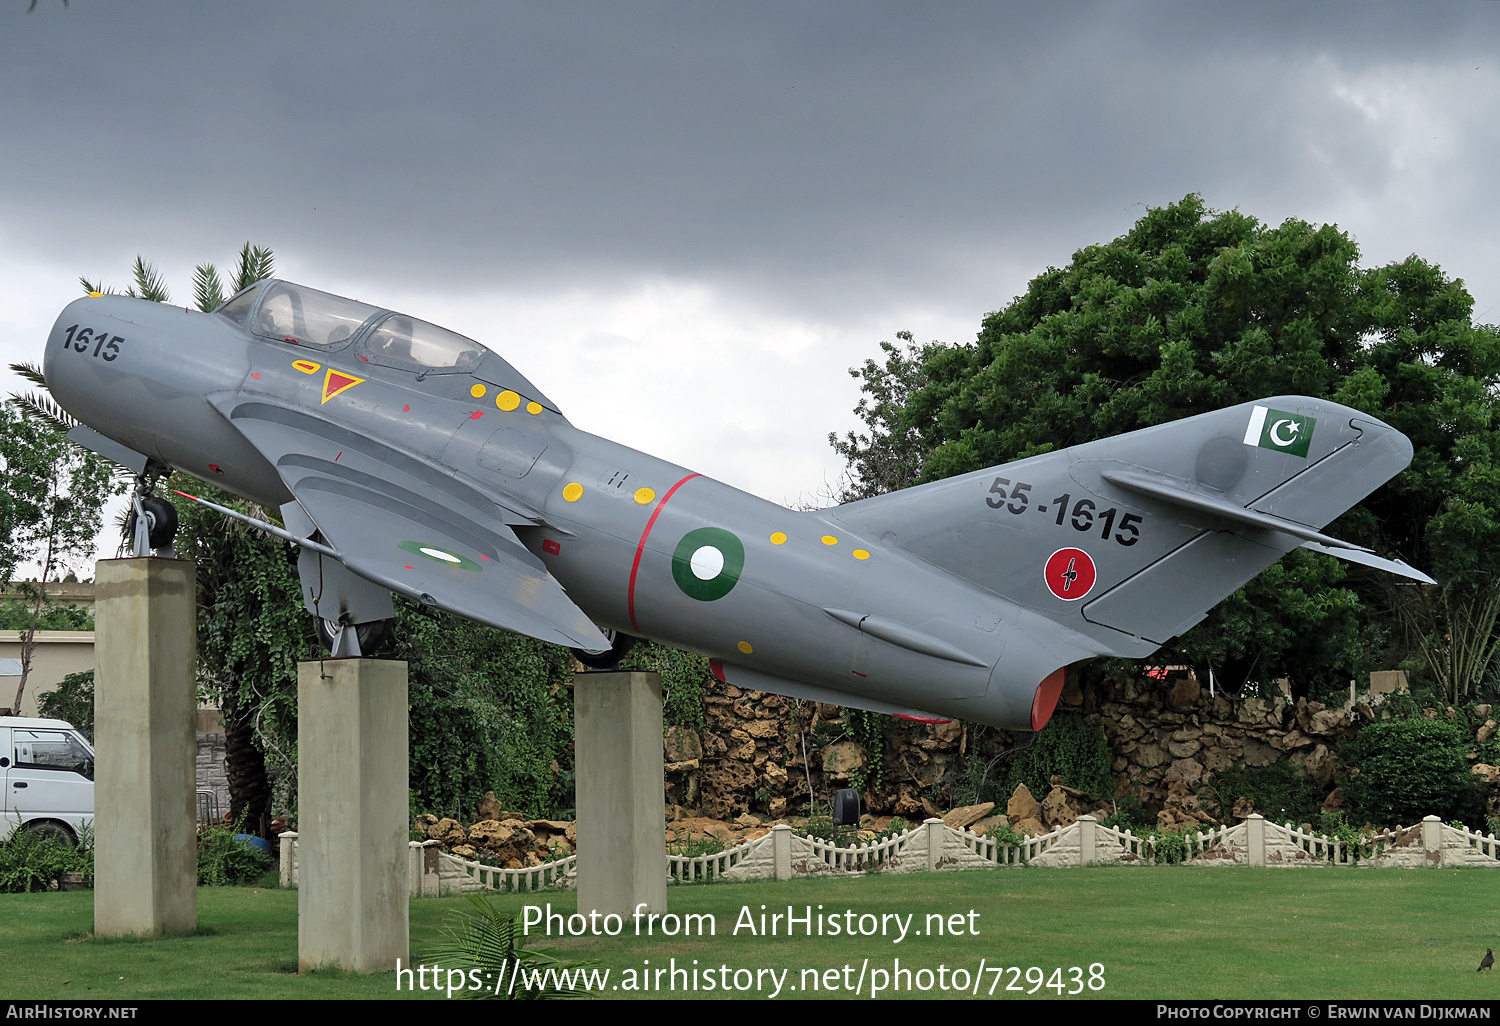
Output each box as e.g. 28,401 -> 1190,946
672,527 -> 745,601
399,540 -> 482,572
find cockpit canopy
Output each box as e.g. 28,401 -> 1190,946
362,315 -> 483,372
219,280 -> 487,373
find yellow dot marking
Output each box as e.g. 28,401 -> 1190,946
738,641 -> 753,654
496,390 -> 521,411
88,291 -> 103,298
634,487 -> 656,505
526,401 -> 543,415
470,383 -> 487,398
770,532 -> 787,545
562,482 -> 584,502
854,549 -> 870,560
822,535 -> 838,546
292,360 -> 320,374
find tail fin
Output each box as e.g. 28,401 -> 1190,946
831,397 -> 1414,650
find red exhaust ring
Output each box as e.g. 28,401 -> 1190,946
1031,666 -> 1069,731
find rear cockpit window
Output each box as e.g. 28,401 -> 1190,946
360,315 -> 486,373
252,282 -> 379,349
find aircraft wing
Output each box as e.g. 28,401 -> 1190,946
207,393 -> 609,651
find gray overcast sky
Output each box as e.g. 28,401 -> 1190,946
4,1 -> 1500,526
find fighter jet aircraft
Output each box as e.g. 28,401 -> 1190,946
43,280 -> 1431,731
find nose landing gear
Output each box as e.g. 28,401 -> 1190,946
126,463 -> 179,557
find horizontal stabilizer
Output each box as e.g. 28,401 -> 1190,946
1100,470 -> 1364,549
1299,541 -> 1435,584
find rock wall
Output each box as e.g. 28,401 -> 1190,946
667,680 -> 974,820
672,671 -> 1497,828
1071,672 -> 1357,827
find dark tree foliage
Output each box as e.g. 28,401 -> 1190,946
1001,714 -> 1113,801
835,195 -> 1500,701
396,600 -> 578,820
171,491 -> 309,827
36,669 -> 94,737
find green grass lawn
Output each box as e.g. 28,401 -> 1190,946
2,868 -> 1496,1000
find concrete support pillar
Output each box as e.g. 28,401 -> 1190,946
772,823 -> 793,881
575,671 -> 666,917
1246,814 -> 1265,867
93,557 -> 198,938
297,658 -> 408,972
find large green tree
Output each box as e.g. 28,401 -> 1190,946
1,391 -> 119,715
836,195 -> 1500,701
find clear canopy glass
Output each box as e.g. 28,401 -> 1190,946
361,314 -> 486,372
252,281 -> 380,348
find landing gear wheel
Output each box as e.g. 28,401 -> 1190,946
573,629 -> 637,670
127,494 -> 179,551
315,617 -> 394,657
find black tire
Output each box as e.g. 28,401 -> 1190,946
573,629 -> 637,670
315,617 -> 394,656
127,494 -> 179,550
24,821 -> 76,847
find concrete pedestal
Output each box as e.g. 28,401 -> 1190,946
575,671 -> 666,917
93,558 -> 198,937
297,658 -> 409,972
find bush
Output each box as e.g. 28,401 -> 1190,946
1342,717 -> 1485,829
197,822 -> 273,885
1209,761 -> 1325,824
0,822 -> 90,893
1002,713 -> 1112,800
1101,795 -> 1154,831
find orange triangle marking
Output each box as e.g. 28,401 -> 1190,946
322,369 -> 365,404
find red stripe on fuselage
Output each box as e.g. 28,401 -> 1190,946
627,472 -> 700,632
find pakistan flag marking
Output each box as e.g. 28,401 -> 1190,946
672,527 -> 745,601
1242,405 -> 1316,458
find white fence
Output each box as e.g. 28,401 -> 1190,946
277,813 -> 1500,896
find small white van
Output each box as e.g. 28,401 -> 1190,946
0,716 -> 94,844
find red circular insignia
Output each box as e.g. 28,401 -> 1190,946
1044,547 -> 1097,600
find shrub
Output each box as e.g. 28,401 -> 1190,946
0,822 -> 90,893
1150,830 -> 1191,865
1002,713 -> 1112,800
197,822 -> 273,886
1209,762 -> 1325,824
1342,717 -> 1485,829
1101,795 -> 1154,831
